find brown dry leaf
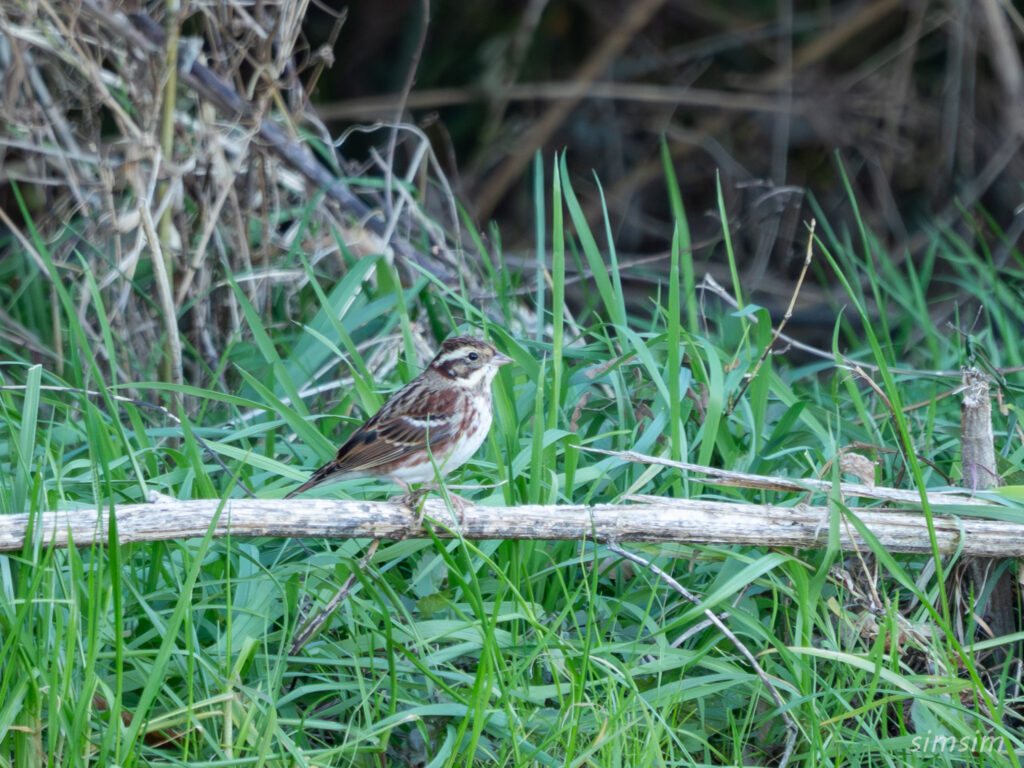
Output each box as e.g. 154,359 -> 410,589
840,452 -> 876,488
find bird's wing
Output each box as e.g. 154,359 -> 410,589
329,385 -> 464,472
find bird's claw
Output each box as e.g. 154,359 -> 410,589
390,486 -> 469,526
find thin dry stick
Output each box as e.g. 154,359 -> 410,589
133,168 -> 184,407
370,134 -> 439,253
762,0 -> 905,89
699,270 -> 970,380
157,1 -> 180,257
578,445 -> 990,507
320,81 -> 804,121
726,219 -> 815,415
0,206 -> 48,275
321,65 -> 466,281
36,0 -> 143,140
174,126 -> 258,306
289,539 -> 380,654
605,541 -> 798,768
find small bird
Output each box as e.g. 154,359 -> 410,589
286,336 -> 512,499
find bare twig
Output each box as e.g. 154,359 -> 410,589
726,219 -> 815,415
319,81 -> 810,121
289,539 -> 380,654
698,271 -> 971,380
132,165 -> 184,406
577,445 -> 992,507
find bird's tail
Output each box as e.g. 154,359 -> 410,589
284,463 -> 335,498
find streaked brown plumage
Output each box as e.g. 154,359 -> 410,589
286,336 -> 511,498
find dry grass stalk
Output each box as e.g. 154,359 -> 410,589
0,0 -> 471,401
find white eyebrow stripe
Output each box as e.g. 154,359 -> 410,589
434,348 -> 474,365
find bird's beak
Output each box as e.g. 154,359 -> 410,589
493,352 -> 513,367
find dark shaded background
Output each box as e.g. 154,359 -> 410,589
3,0 -> 1023,371
307,0 -> 1024,314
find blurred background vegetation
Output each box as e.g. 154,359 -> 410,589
4,0 -> 1024,384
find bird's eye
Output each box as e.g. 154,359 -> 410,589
468,352 -> 479,361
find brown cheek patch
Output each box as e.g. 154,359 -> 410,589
441,361 -> 467,379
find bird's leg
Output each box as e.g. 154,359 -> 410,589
389,481 -> 468,525
393,483 -> 468,528
389,480 -> 430,524
443,490 -> 471,524
422,483 -> 470,525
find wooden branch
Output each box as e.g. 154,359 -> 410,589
2,497 -> 1022,557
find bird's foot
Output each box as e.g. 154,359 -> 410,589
389,486 -> 427,523
390,485 -> 470,525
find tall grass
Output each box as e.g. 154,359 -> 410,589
1,152 -> 1023,766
